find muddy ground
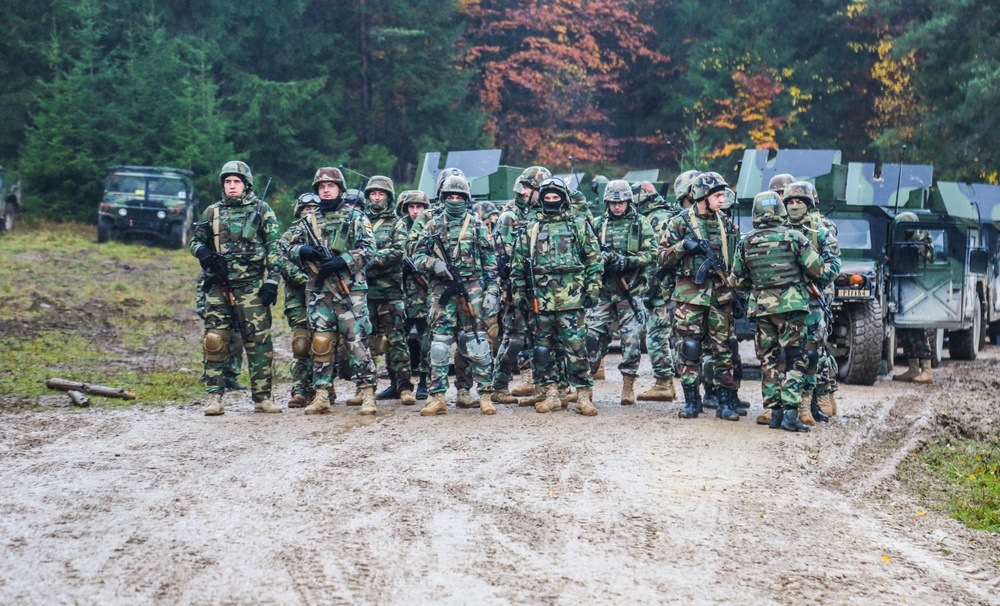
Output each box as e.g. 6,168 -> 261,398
2,348 -> 1000,605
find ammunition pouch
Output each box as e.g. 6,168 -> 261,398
311,331 -> 337,363
203,329 -> 230,362
291,328 -> 312,359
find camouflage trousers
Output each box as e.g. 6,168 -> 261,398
703,336 -> 742,389
368,297 -> 412,391
674,302 -> 735,388
197,280 -> 243,382
428,281 -> 493,395
202,279 -> 273,402
804,305 -> 840,396
405,317 -> 430,375
308,289 -> 376,389
492,303 -> 528,390
898,328 -> 932,360
285,283 -> 314,398
754,311 -> 808,410
533,309 -> 592,388
645,303 -> 677,380
586,299 -> 644,378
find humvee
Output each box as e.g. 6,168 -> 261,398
98,165 -> 199,248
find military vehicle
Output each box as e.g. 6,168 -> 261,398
98,165 -> 199,248
0,169 -> 21,234
969,183 -> 1000,343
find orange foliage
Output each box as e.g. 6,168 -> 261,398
705,70 -> 790,159
461,0 -> 669,166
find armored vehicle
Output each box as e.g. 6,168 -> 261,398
969,183 -> 1000,343
98,165 -> 198,248
0,169 -> 21,234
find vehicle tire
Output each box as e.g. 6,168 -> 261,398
879,326 -> 896,376
931,328 -> 943,368
1,204 -> 14,233
97,217 -> 112,243
837,299 -> 882,385
949,296 -> 981,360
169,222 -> 189,250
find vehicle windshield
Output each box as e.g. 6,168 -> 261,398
106,175 -> 187,199
832,218 -> 872,251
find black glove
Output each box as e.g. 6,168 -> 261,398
320,255 -> 349,274
299,245 -> 327,263
617,255 -> 634,273
582,293 -> 597,308
196,247 -> 224,272
682,238 -> 701,252
258,283 -> 278,307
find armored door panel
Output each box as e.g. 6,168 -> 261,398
892,225 -> 966,328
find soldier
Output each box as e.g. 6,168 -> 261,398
284,167 -> 379,416
891,211 -> 935,384
634,180 -> 680,402
282,193 -> 321,408
191,160 -> 283,415
730,190 -> 825,432
768,173 -> 795,198
658,172 -> 741,420
196,274 -> 245,391
511,177 -> 603,414
675,170 -> 702,211
781,181 -> 841,425
585,180 -> 656,405
398,190 -> 432,399
363,176 -> 416,405
413,175 -> 499,415
491,166 -> 552,405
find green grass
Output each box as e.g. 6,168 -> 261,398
901,438 -> 1000,533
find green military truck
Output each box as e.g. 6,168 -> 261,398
97,165 -> 199,249
0,169 -> 22,234
969,184 -> 1000,344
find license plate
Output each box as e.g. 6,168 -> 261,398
836,288 -> 870,298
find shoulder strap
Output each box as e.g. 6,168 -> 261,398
453,213 -> 472,258
212,206 -> 221,251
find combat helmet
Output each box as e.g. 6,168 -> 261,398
294,192 -> 321,219
690,172 -> 728,201
439,174 -> 472,202
751,190 -> 786,221
591,175 -> 609,194
435,168 -> 465,198
768,173 -> 795,194
395,189 -> 430,217
603,179 -> 634,214
782,181 -> 815,206
365,175 -> 395,214
342,188 -> 365,211
220,161 -> 253,190
312,166 -> 346,194
538,177 -> 571,214
631,181 -> 659,211
673,169 -> 701,201
514,166 -> 552,195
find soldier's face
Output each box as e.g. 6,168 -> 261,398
706,190 -> 726,212
318,182 -> 340,200
609,200 -> 628,216
520,188 -> 538,205
300,205 -> 317,217
369,190 -> 387,203
543,192 -> 562,203
224,176 -> 245,197
407,203 -> 425,220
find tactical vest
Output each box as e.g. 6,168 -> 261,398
677,208 -> 734,278
212,198 -> 267,282
528,218 -> 585,275
311,208 -> 356,254
742,227 -> 802,288
427,212 -> 481,279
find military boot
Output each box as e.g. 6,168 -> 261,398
768,407 -> 784,429
679,383 -> 702,419
781,407 -> 811,432
637,377 -> 677,401
203,393 -> 224,416
536,384 -> 559,413
621,375 -> 636,406
376,369 -> 400,400
557,387 -> 575,410
254,399 -> 282,414
399,387 -> 416,405
893,358 -> 921,382
913,359 -> 933,383
287,394 -> 308,409
519,386 -> 546,407
574,386 -> 598,416
456,388 -> 477,408
702,384 -> 719,409
359,387 -> 377,416
810,391 -> 829,423
511,369 -> 536,397
420,393 -> 447,416
798,394 -> 817,427
715,388 -> 740,422
415,373 -> 428,400
346,388 -> 363,406
491,389 -> 519,404
735,393 -> 750,416
817,392 -> 836,417
479,392 -> 497,416
756,408 -> 772,425
304,390 -> 332,415
594,357 -> 606,380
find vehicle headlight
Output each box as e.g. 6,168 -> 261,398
156,210 -> 167,219
118,208 -> 128,216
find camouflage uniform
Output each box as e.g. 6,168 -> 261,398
281,193 -> 322,407
282,168 -> 378,414
191,161 -> 283,414
730,191 -> 825,431
413,175 -> 498,415
585,180 -> 656,405
398,190 -> 432,397
658,172 -> 741,419
635,181 -> 681,400
196,272 -> 244,389
364,176 -> 414,402
511,177 -> 603,414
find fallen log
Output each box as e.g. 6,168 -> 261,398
45,378 -> 137,400
66,390 -> 90,407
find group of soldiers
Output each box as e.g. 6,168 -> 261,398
189,158 -> 931,429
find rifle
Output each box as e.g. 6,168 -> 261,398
431,233 -> 482,345
199,223 -> 236,310
523,254 -> 550,365
690,239 -> 746,319
492,228 -> 513,303
300,217 -> 358,321
806,282 -> 834,328
402,257 -> 430,290
586,215 -> 645,321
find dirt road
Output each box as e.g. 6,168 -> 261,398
2,352 -> 999,605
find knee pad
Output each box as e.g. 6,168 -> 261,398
463,332 -> 492,364
203,329 -> 230,362
804,347 -> 820,373
311,331 -> 337,363
430,339 -> 452,366
784,345 -> 804,366
291,328 -> 312,359
680,338 -> 703,363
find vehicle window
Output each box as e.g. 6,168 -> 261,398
928,229 -> 947,261
107,176 -> 146,194
831,218 -> 872,251
148,177 -> 187,198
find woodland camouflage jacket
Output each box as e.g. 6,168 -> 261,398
190,193 -> 282,287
